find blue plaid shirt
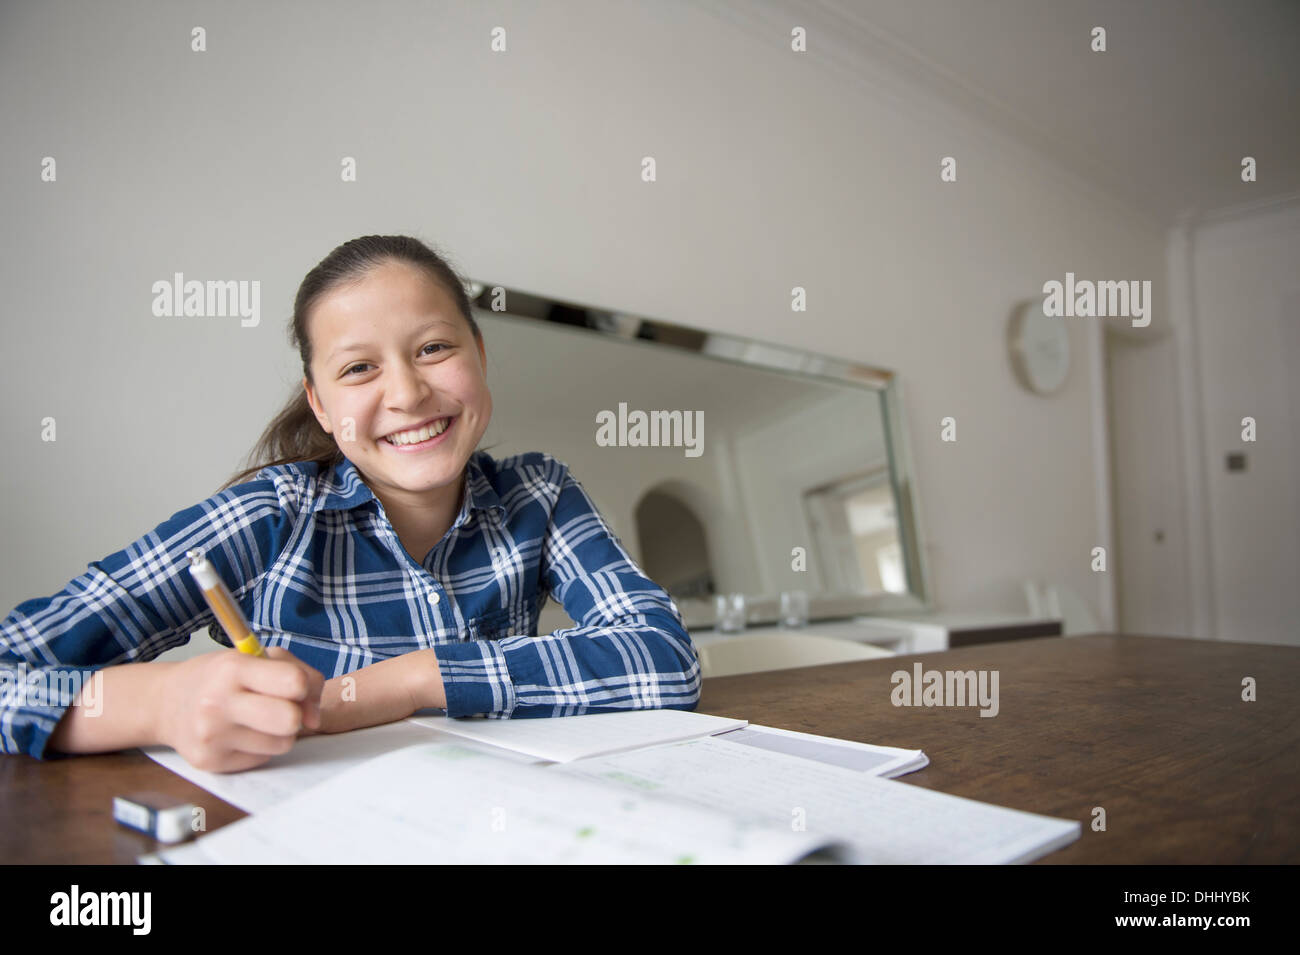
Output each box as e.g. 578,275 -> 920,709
0,450 -> 701,759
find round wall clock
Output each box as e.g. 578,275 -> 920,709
1009,301 -> 1070,395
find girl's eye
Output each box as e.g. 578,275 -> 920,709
343,344 -> 445,377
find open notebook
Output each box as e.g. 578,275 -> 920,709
141,710 -> 926,815
143,730 -> 1077,865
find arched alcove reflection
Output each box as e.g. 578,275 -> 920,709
635,487 -> 715,600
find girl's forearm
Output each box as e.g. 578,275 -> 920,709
46,661 -> 175,755
318,648 -> 446,734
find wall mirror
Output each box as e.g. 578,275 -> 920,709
467,281 -> 930,631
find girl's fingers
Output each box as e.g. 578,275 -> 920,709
215,721 -> 299,758
224,688 -> 309,738
236,651 -> 321,704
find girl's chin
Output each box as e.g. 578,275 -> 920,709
375,444 -> 466,475
376,451 -> 463,474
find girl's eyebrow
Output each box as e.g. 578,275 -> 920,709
328,319 -> 458,362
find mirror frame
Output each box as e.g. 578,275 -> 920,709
466,279 -> 932,627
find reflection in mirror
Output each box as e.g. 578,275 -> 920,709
466,281 -> 929,631
804,466 -> 908,595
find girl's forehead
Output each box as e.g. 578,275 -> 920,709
313,280 -> 458,337
321,265 -> 448,313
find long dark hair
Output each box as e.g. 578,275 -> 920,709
220,235 -> 484,490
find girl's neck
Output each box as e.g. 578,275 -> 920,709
371,471 -> 467,564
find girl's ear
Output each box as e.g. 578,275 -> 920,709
303,376 -> 332,435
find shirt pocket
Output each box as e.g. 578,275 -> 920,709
467,596 -> 540,642
207,619 -> 233,647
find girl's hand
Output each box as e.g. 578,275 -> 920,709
154,645 -> 325,773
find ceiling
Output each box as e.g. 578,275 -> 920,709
716,0 -> 1300,227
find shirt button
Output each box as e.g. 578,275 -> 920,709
428,592 -> 441,605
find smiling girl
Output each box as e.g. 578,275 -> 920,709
0,235 -> 701,772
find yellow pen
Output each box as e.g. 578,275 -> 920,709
186,548 -> 266,657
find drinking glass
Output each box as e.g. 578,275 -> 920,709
780,590 -> 809,628
715,593 -> 747,633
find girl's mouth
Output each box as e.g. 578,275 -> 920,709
381,415 -> 456,452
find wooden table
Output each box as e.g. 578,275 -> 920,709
2,634 -> 1295,863
698,633 -> 1298,863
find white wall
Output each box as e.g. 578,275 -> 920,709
0,0 -> 1170,660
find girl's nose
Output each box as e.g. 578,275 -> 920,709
384,361 -> 433,409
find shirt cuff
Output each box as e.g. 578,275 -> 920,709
432,640 -> 518,718
1,663 -> 105,760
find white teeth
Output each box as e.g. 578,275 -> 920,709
384,418 -> 450,445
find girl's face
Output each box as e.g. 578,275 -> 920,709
302,259 -> 492,510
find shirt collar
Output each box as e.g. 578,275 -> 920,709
309,452 -> 505,522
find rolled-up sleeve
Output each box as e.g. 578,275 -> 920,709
437,465 -> 701,719
0,477 -> 293,759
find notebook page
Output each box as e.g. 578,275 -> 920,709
559,735 -> 1081,864
714,724 -> 929,777
191,741 -> 835,865
141,720 -> 543,814
407,708 -> 746,762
